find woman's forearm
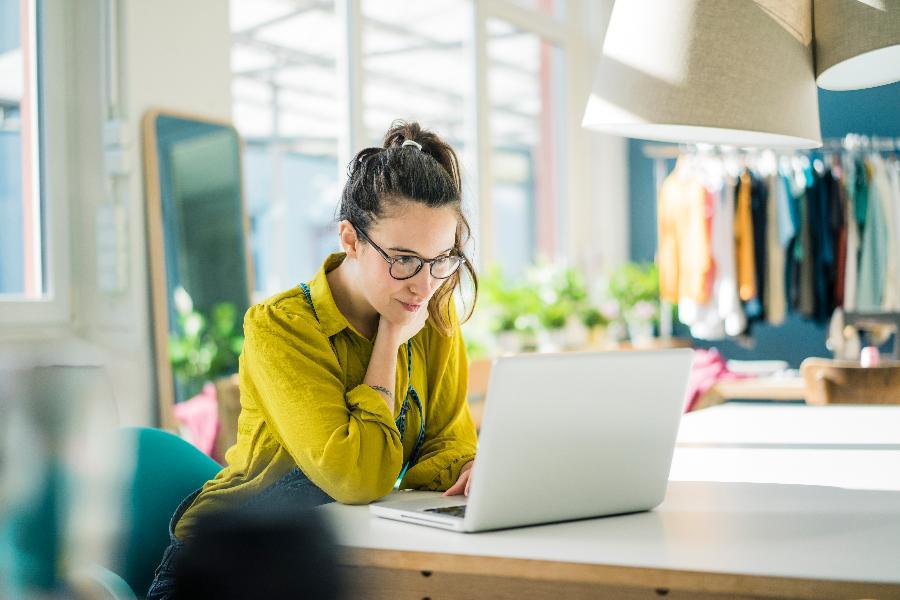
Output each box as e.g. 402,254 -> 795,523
364,332 -> 400,413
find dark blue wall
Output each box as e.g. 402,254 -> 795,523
628,82 -> 900,367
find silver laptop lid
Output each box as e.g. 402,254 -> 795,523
463,349 -> 693,531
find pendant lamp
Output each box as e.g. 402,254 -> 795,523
814,0 -> 900,90
582,0 -> 822,148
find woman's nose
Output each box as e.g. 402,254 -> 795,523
409,266 -> 437,296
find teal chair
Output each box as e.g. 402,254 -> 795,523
113,427 -> 221,598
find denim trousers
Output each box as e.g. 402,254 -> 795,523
145,467 -> 334,600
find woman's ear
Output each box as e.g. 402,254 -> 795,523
338,220 -> 360,258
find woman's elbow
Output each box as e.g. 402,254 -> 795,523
330,471 -> 397,504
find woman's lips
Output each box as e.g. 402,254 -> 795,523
398,300 -> 422,312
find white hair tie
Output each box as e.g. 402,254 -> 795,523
401,139 -> 422,151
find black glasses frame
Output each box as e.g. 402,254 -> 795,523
354,225 -> 465,281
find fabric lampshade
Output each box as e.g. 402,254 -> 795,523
582,0 -> 822,148
814,0 -> 900,90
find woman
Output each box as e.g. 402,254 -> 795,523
147,121 -> 479,598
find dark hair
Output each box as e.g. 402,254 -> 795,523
338,120 -> 478,334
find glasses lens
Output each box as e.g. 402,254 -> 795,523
390,256 -> 423,279
431,256 -> 462,278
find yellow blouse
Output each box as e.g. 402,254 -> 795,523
175,253 -> 477,539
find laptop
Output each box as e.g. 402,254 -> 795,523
370,349 -> 693,532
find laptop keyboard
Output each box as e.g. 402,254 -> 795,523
424,505 -> 467,518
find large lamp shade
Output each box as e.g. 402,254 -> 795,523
814,0 -> 900,90
582,0 -> 822,148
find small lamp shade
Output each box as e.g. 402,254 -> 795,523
814,0 -> 900,90
582,0 -> 822,148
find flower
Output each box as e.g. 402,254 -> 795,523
629,300 -> 658,322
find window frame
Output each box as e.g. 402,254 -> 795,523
0,0 -> 72,328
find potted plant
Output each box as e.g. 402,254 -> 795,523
169,287 -> 244,401
608,263 -> 660,347
480,266 -> 536,353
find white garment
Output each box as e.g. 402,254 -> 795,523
713,177 -> 746,337
871,155 -> 898,310
887,158 -> 900,310
842,157 -> 859,312
765,174 -> 786,325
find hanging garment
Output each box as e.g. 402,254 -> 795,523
811,167 -> 837,323
714,179 -> 747,337
832,160 -> 848,309
734,171 -> 758,303
749,171 -> 768,321
871,154 -> 898,310
657,166 -> 714,305
796,170 -> 816,318
889,158 -> 900,310
765,173 -> 787,325
843,157 -> 861,312
679,186 -> 725,339
857,157 -> 889,310
854,157 -> 869,233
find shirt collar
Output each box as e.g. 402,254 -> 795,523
306,253 -> 358,339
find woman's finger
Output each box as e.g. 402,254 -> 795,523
443,477 -> 465,496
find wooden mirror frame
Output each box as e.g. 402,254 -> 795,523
142,109 -> 254,429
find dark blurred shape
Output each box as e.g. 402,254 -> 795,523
172,503 -> 343,600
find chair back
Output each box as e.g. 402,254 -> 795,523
115,427 -> 220,597
800,358 -> 900,405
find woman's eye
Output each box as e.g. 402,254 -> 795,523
395,255 -> 420,266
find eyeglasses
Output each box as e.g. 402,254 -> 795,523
354,226 -> 465,281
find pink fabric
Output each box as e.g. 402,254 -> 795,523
173,382 -> 221,459
684,348 -> 747,412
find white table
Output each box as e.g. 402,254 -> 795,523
319,405 -> 900,599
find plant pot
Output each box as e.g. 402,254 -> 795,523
626,318 -> 655,348
496,330 -> 521,354
538,328 -> 567,353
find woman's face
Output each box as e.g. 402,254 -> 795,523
355,201 -> 458,324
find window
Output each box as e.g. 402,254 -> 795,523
0,0 -> 42,299
361,0 -> 469,148
0,0 -> 69,326
488,18 -> 566,276
229,0 -> 575,294
230,0 -> 341,300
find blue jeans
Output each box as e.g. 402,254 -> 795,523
145,467 -> 334,600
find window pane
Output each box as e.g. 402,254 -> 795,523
487,18 -> 566,276
230,0 -> 340,300
506,0 -> 566,19
361,0 -> 468,149
0,0 -> 43,298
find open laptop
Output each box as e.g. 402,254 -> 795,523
370,349 -> 693,532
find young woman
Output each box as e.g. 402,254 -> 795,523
147,121 -> 479,598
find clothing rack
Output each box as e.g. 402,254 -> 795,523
641,135 -> 900,159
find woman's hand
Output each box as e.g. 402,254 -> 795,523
377,303 -> 429,348
442,460 -> 474,497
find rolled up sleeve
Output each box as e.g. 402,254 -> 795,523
242,304 -> 403,504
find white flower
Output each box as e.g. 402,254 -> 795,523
174,286 -> 193,315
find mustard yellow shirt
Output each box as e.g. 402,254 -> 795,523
175,253 -> 477,538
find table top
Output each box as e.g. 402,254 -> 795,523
319,404 -> 900,586
321,480 -> 900,585
676,403 -> 900,448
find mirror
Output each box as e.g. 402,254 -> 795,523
142,110 -> 253,428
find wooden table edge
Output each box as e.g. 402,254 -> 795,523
338,546 -> 900,599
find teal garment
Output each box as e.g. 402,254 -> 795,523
856,160 -> 887,310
